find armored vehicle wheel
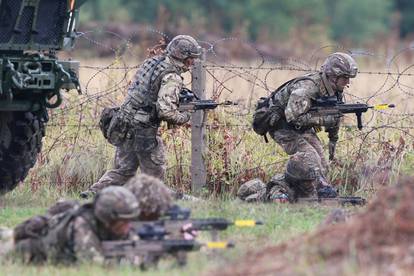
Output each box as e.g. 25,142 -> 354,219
0,112 -> 45,194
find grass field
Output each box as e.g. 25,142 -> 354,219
1,54 -> 413,274
0,184 -> 332,275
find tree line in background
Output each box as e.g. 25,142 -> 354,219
80,0 -> 414,48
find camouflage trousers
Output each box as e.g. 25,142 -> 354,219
90,136 -> 166,192
270,128 -> 328,175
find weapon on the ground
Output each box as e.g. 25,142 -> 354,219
310,96 -> 395,129
178,88 -> 237,111
296,196 -> 366,206
101,239 -> 234,268
102,239 -> 234,258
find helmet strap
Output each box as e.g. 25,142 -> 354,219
321,72 -> 336,96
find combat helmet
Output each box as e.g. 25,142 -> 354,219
321,52 -> 358,78
94,186 -> 140,226
166,35 -> 202,61
125,174 -> 172,220
285,152 -> 320,182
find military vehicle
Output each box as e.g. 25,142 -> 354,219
0,0 -> 88,194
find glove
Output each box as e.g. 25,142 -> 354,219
269,193 -> 289,203
322,114 -> 342,128
317,186 -> 337,198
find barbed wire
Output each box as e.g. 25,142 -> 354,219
29,28 -> 414,190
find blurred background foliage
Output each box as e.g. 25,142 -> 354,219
79,0 -> 414,46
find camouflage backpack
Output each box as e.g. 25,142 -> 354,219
252,75 -> 317,141
13,200 -> 79,242
252,79 -> 294,141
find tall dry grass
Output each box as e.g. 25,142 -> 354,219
24,56 -> 414,197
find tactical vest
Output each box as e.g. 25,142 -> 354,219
271,72 -> 321,119
121,55 -> 181,127
41,204 -> 99,264
252,73 -> 320,138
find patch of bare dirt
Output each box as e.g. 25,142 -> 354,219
213,175 -> 414,276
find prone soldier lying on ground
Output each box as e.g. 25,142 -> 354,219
2,186 -> 139,265
238,152 -> 365,206
122,173 -> 261,267
0,174 -> 258,268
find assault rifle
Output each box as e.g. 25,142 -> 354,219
296,196 -> 366,206
101,239 -> 234,267
178,88 -> 237,111
310,96 -> 395,129
133,205 -> 263,239
134,218 -> 263,239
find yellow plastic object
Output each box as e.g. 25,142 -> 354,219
206,242 -> 229,249
234,220 -> 257,227
373,104 -> 391,110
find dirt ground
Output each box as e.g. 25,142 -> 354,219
213,175 -> 414,276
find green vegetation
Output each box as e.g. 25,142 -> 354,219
0,185 -> 330,275
80,0 -> 414,45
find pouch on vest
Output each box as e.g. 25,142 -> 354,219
252,75 -> 317,141
99,107 -> 131,146
252,96 -> 283,142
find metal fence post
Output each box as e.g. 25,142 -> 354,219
190,51 -> 207,195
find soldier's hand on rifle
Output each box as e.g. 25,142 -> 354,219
322,113 -> 343,127
181,223 -> 198,240
269,193 -> 289,203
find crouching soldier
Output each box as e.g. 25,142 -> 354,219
237,152 -> 337,203
80,35 -> 203,199
8,186 -> 139,265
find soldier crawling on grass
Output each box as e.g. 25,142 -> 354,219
250,52 -> 359,202
0,186 -> 139,265
80,35 -> 203,199
0,174 -> 194,267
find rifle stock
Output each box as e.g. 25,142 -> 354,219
101,239 -> 234,260
101,239 -> 202,259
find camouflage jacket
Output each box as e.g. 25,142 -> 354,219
121,55 -> 190,129
237,173 -> 316,203
12,203 -> 128,265
237,175 -> 294,202
283,72 -> 342,141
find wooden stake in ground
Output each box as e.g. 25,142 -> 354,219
191,51 -> 207,195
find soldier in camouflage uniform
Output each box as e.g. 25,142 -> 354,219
265,52 -> 358,191
8,186 -> 139,265
125,173 -> 173,221
238,152 -> 334,202
80,35 -> 202,198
